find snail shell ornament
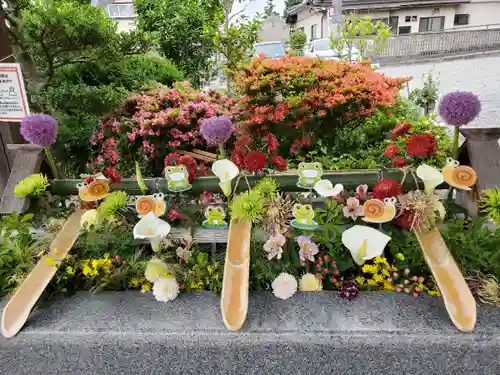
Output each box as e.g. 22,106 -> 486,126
362,197 -> 397,224
77,179 -> 110,202
442,158 -> 477,191
135,193 -> 166,217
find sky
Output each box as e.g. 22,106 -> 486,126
232,0 -> 286,18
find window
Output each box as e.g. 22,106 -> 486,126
399,26 -> 411,34
419,16 -> 445,32
107,3 -> 135,18
454,14 -> 469,26
405,16 -> 411,22
412,16 -> 418,21
311,24 -> 318,40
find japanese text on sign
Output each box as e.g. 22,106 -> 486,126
0,63 -> 30,122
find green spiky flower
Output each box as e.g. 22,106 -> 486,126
97,191 -> 128,218
230,189 -> 265,223
254,177 -> 279,199
14,174 -> 49,197
479,189 -> 500,225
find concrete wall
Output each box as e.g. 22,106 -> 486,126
114,18 -> 136,33
259,16 -> 290,42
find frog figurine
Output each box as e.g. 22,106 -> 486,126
297,162 -> 323,189
202,205 -> 228,229
291,203 -> 318,230
165,165 -> 191,193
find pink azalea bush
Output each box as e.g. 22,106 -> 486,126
89,82 -> 233,176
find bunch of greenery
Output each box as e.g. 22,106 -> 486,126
290,29 -> 307,55
409,71 -> 439,115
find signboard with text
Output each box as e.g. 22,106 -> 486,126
0,63 -> 30,122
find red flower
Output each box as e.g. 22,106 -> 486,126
264,133 -> 280,155
103,167 -> 121,184
392,157 -> 407,168
84,176 -> 94,184
269,155 -> 287,171
383,144 -> 400,158
373,179 -> 402,200
234,135 -> 253,152
405,133 -> 437,158
164,152 -> 180,166
394,210 -> 415,230
244,151 -> 267,173
391,123 -> 412,140
231,150 -> 246,169
168,208 -> 186,222
178,155 -> 198,183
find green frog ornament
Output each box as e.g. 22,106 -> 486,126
165,165 -> 191,193
291,203 -> 318,230
297,162 -> 323,189
202,205 -> 228,229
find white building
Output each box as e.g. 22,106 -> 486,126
94,0 -> 136,33
285,0 -> 500,39
259,15 -> 291,42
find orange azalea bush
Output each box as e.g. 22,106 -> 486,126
233,56 -> 408,154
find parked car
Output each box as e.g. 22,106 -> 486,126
253,41 -> 287,58
304,38 -> 380,69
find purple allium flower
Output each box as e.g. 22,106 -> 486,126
199,115 -> 233,146
438,91 -> 481,127
20,114 -> 57,147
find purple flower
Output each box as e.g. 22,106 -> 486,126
438,91 -> 481,127
20,114 -> 57,147
297,236 -> 319,262
199,115 -> 233,146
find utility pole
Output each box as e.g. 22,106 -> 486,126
328,0 -> 342,38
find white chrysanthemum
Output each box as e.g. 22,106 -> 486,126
299,273 -> 323,292
272,273 -> 297,300
80,209 -> 99,228
152,277 -> 179,302
145,258 -> 169,283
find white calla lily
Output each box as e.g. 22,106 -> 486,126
212,159 -> 239,197
313,180 -> 343,198
416,164 -> 444,194
342,225 -> 391,266
133,212 -> 171,252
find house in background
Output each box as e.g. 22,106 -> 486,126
285,0 -> 500,39
259,15 -> 291,42
93,0 -> 136,33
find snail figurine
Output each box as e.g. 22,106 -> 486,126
77,176 -> 110,202
135,193 -> 166,217
362,197 -> 397,224
442,158 -> 477,191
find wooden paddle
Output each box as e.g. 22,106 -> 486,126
220,219 -> 252,331
1,209 -> 85,338
414,227 -> 476,332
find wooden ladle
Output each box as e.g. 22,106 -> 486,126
1,209 -> 84,338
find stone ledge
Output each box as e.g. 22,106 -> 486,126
1,292 -> 500,375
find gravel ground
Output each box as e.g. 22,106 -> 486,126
380,55 -> 500,127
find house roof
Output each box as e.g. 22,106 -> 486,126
285,0 -> 470,19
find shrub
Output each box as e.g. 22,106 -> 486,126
233,56 -> 408,155
290,29 -> 307,55
90,83 -> 233,176
34,55 -> 184,177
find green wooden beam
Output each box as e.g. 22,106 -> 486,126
49,169 -> 448,196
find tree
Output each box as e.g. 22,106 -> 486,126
2,0 -> 150,91
135,0 -> 223,87
284,0 -> 301,15
330,15 -> 391,62
264,0 -> 275,16
290,29 -> 307,55
211,15 -> 262,93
